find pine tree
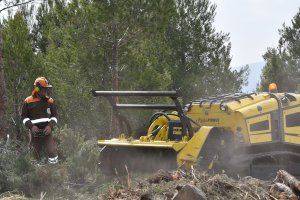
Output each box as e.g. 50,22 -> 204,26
166,0 -> 247,101
2,12 -> 38,139
260,8 -> 300,92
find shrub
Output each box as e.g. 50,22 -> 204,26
0,125 -> 103,198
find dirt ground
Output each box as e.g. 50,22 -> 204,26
98,168 -> 293,200
1,168 -> 299,200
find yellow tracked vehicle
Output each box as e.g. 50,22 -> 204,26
92,90 -> 300,179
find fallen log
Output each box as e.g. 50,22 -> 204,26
278,192 -> 298,200
270,183 -> 297,200
147,169 -> 174,184
271,183 -> 294,194
276,170 -> 300,192
172,184 -> 207,200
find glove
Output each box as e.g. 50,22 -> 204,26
31,125 -> 40,134
43,125 -> 52,135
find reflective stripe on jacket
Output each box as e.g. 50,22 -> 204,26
21,95 -> 58,129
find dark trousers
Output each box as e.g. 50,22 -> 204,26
31,133 -> 57,160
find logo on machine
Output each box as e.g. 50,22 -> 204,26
196,118 -> 220,123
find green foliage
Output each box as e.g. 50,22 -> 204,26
260,48 -> 289,91
57,125 -> 100,183
165,0 -> 247,101
0,140 -> 33,195
2,12 -> 41,138
26,0 -> 248,137
0,126 -> 102,198
260,8 -> 300,92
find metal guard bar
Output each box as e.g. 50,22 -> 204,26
115,104 -> 177,109
92,90 -> 178,97
91,90 -> 194,137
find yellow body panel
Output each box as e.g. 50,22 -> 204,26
187,93 -> 274,128
283,108 -> 300,134
98,126 -> 214,168
181,93 -> 300,167
285,135 -> 300,144
187,107 -> 238,129
177,126 -> 214,168
246,114 -> 272,143
187,94 -> 283,145
283,107 -> 300,144
236,98 -> 278,119
98,138 -> 187,151
246,114 -> 271,135
249,134 -> 272,143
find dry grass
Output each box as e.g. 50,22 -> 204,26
99,169 -> 273,200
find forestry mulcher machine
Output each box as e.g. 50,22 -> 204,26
92,90 -> 300,179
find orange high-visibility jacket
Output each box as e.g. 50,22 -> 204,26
21,95 -> 58,129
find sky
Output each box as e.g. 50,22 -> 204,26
210,0 -> 300,68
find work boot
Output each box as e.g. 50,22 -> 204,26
48,155 -> 58,164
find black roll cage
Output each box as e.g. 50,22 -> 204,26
91,90 -> 194,137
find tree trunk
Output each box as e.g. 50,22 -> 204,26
13,85 -> 21,140
110,18 -> 120,137
0,32 -> 8,139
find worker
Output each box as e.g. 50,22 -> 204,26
21,77 -> 58,164
269,83 -> 278,93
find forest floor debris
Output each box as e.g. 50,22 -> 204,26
99,169 -> 300,200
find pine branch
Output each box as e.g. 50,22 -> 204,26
0,0 -> 34,13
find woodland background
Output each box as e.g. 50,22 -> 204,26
0,0 -> 299,198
